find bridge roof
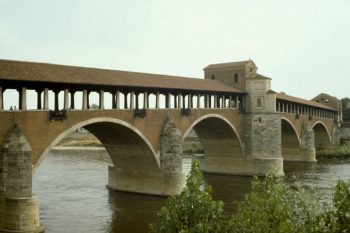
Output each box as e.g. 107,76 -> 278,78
0,59 -> 244,94
276,93 -> 337,111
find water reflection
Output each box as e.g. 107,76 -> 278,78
33,152 -> 350,233
107,191 -> 166,233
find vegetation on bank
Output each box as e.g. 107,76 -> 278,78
150,161 -> 350,233
317,144 -> 350,159
182,142 -> 204,155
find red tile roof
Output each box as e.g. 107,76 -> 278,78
0,59 -> 244,94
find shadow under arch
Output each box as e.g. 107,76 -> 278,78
183,114 -> 244,173
312,121 -> 331,148
183,114 -> 244,150
35,117 -> 159,171
281,117 -> 301,160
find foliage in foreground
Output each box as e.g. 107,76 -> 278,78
317,180 -> 350,232
149,160 -> 224,233
227,174 -> 322,233
149,162 -> 350,233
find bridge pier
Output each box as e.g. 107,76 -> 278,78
243,113 -> 284,176
107,118 -> 186,196
300,124 -> 316,162
0,125 -> 44,233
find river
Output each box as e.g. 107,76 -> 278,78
33,152 -> 350,233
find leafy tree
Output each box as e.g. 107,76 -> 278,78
316,180 -> 350,232
149,161 -> 224,233
341,97 -> 350,109
226,173 -> 322,233
89,103 -> 99,109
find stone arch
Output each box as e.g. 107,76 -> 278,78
312,121 -> 331,148
183,114 -> 244,150
281,117 -> 301,160
35,117 -> 159,171
183,114 -> 244,164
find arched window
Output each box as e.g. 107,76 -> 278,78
234,73 -> 238,83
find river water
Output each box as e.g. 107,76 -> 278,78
33,152 -> 350,233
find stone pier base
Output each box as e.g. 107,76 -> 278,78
0,195 -> 44,233
107,166 -> 186,196
282,148 -> 316,162
202,157 -> 284,176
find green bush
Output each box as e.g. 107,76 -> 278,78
226,173 -> 322,233
150,162 -> 350,233
315,180 -> 350,232
317,144 -> 350,158
149,160 -> 224,233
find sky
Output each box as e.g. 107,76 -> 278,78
1,0 -> 349,108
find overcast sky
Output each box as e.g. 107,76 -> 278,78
1,0 -> 349,104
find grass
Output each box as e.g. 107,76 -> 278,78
317,144 -> 350,159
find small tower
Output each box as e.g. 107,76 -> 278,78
203,60 -> 257,91
203,60 -> 283,175
245,73 -> 276,113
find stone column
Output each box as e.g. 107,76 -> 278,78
43,88 -> 49,110
18,87 -> 27,110
135,93 -> 139,109
116,91 -> 120,109
166,93 -> 171,108
0,87 -> 3,111
35,89 -> 42,110
197,94 -> 201,108
87,91 -> 90,109
228,96 -> 232,108
208,95 -> 212,108
182,94 -> 186,108
111,92 -> 116,109
213,95 -> 218,108
143,92 -> 148,109
64,89 -> 69,110
187,94 -> 192,108
174,94 -> 178,108
130,92 -> 135,109
0,125 -> 44,232
54,90 -> 59,111
82,89 -> 88,109
178,94 -> 182,109
99,90 -> 104,109
156,92 -> 160,109
222,95 -> 226,108
70,90 -> 75,109
124,92 -> 128,109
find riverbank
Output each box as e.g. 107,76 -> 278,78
316,145 -> 350,159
